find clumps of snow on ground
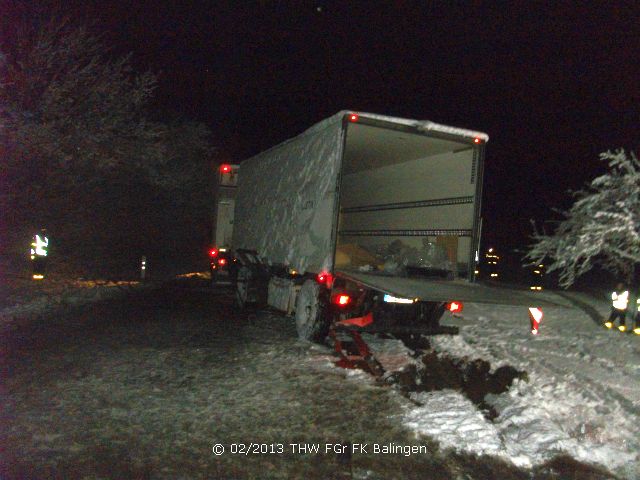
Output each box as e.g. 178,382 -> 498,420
401,293 -> 640,478
404,390 -> 507,459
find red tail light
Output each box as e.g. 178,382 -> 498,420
474,137 -> 482,144
332,294 -> 351,306
348,113 -> 359,122
316,271 -> 334,288
447,301 -> 463,313
220,164 -> 231,173
209,248 -> 218,257
218,258 -> 227,266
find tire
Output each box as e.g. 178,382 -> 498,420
235,266 -> 251,309
295,279 -> 329,342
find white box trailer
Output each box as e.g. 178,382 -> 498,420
232,111 -> 565,342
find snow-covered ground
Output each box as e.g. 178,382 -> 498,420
0,278 -> 144,327
363,290 -> 640,478
4,276 -> 631,478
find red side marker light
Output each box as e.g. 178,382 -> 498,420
447,301 -> 463,313
220,164 -> 231,173
316,271 -> 334,288
348,113 -> 359,122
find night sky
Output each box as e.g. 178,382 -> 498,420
7,1 -> 640,257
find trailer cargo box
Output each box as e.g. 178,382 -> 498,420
234,111 -> 485,279
232,112 -> 566,343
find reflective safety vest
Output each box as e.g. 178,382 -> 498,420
30,234 -> 49,258
611,290 -> 629,310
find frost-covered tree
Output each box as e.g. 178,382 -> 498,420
2,23 -> 161,185
525,150 -> 640,287
0,17 -> 214,276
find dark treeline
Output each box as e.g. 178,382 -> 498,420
1,12 -> 215,278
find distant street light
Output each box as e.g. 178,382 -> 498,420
141,256 -> 147,280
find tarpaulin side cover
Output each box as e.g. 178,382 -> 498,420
232,113 -> 345,274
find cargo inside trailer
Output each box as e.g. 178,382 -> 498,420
335,120 -> 480,280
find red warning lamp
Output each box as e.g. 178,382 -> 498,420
447,301 -> 463,313
220,164 -> 232,174
348,113 -> 359,123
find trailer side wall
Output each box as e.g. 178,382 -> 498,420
233,118 -> 344,274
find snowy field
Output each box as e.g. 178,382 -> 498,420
3,283 -> 517,480
2,278 -> 634,478
361,290 -> 640,479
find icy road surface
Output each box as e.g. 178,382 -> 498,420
0,278 -> 622,479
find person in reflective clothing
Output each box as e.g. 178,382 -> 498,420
633,298 -> 640,335
30,229 -> 49,279
605,283 -> 628,331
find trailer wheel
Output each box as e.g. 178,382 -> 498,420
235,266 -> 251,309
295,279 -> 329,342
